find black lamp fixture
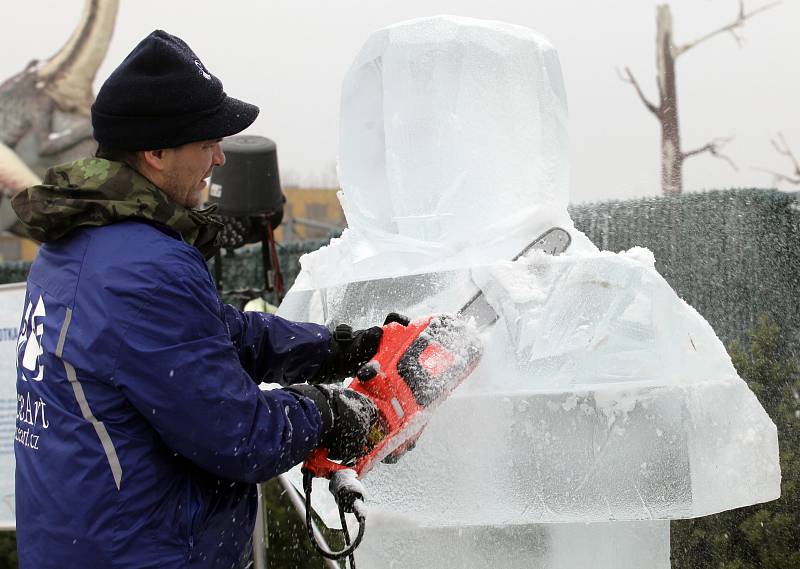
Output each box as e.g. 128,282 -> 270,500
207,135 -> 287,302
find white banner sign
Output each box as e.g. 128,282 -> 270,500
0,282 -> 26,529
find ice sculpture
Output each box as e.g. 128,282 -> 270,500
279,15 -> 780,568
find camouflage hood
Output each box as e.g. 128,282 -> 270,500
11,158 -> 223,259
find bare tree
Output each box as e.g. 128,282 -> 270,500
757,132 -> 800,185
622,1 -> 777,196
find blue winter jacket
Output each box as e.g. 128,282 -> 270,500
14,218 -> 330,568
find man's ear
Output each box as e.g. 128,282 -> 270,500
141,149 -> 167,172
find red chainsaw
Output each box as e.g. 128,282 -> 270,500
300,227 -> 572,566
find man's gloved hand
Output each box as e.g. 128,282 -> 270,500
286,384 -> 380,463
313,314 -> 411,384
312,324 -> 383,384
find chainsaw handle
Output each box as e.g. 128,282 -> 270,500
383,312 -> 411,326
303,447 -> 351,479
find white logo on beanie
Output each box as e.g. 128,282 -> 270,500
194,59 -> 211,81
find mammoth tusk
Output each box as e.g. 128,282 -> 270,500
37,0 -> 120,115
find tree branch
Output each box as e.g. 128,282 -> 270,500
772,132 -> 800,172
673,0 -> 780,57
756,132 -> 800,185
755,167 -> 800,185
682,136 -> 738,170
619,67 -> 660,117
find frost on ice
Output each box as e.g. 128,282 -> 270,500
279,15 -> 780,569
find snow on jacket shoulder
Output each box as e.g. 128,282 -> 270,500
15,219 -> 330,569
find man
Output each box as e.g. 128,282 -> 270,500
12,30 -> 382,568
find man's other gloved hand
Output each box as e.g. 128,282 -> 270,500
286,384 -> 380,463
312,324 -> 383,384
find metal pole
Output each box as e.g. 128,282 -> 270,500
284,204 -> 294,242
276,474 -> 341,569
251,483 -> 268,569
260,219 -> 274,294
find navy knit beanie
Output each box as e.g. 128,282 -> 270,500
91,30 -> 259,150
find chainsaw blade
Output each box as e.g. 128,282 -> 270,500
457,227 -> 571,331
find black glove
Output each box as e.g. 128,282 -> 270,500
312,314 -> 411,384
382,312 -> 410,326
312,324 -> 383,384
286,384 -> 380,463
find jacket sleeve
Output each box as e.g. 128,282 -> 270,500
112,261 -> 323,484
220,303 -> 331,385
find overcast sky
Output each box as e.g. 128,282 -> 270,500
3,0 -> 799,203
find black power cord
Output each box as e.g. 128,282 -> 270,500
302,470 -> 366,568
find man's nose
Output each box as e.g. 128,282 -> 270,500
213,143 -> 226,167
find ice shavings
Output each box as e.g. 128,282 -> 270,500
621,246 -> 656,268
593,387 -> 644,429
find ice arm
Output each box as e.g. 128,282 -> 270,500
220,303 -> 331,385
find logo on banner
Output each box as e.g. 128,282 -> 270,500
17,295 -> 46,382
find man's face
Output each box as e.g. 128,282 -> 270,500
159,139 -> 225,208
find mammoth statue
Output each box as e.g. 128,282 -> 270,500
0,0 -> 118,232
